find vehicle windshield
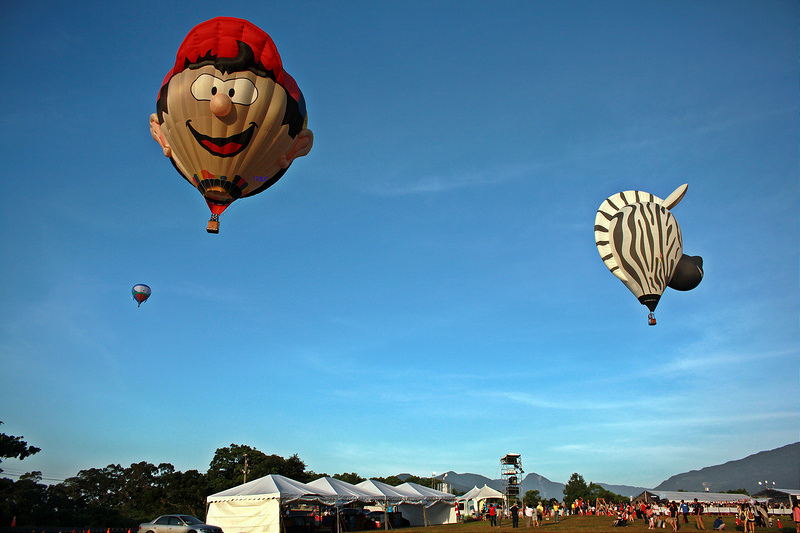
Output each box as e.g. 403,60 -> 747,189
180,517 -> 204,525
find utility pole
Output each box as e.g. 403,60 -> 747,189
242,453 -> 249,484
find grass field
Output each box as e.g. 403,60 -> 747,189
402,515 -> 795,533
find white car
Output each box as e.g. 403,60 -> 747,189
138,515 -> 223,533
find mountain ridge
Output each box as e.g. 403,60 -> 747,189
428,442 -> 799,498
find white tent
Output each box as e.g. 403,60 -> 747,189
206,474 -> 335,533
306,477 -> 378,533
459,486 -> 481,500
394,482 -> 457,526
307,477 -> 374,504
635,490 -> 754,504
458,484 -> 504,515
355,479 -> 409,504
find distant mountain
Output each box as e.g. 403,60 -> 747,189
653,442 -> 799,495
435,470 -> 645,500
423,443 -> 799,499
437,471 -> 495,493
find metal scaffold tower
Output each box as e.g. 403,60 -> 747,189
500,453 -> 523,502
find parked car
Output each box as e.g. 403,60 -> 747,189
138,515 -> 224,533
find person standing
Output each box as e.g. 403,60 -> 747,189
670,501 -> 679,532
681,500 -> 690,523
693,498 -> 705,530
525,504 -> 533,528
792,501 -> 800,533
553,501 -> 559,523
510,502 -> 520,528
488,503 -> 497,527
496,503 -> 503,527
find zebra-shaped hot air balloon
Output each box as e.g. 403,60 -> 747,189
595,184 -> 703,325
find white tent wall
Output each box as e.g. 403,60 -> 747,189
397,501 -> 457,526
207,498 -> 281,533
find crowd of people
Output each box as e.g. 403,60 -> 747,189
470,498 -> 800,531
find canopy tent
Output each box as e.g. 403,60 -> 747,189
306,477 -> 375,504
393,482 -> 457,526
459,486 -> 481,500
458,484 -> 504,515
397,481 -> 457,503
355,479 -> 409,504
306,478 -> 378,533
633,490 -> 753,504
206,474 -> 336,533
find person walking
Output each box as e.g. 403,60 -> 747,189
693,498 -> 705,530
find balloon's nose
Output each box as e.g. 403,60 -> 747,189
210,92 -> 233,117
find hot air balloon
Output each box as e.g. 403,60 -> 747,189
132,284 -> 151,307
594,184 -> 703,325
150,17 -> 313,233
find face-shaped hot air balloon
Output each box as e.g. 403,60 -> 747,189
132,284 -> 151,307
594,184 -> 703,325
150,17 -> 313,233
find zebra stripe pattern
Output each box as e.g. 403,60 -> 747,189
595,191 -> 683,311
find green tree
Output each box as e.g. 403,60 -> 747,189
724,489 -> 749,496
0,422 -> 41,473
207,445 -> 310,491
563,473 -> 589,504
374,475 -> 404,486
588,482 -> 626,503
523,489 -> 540,506
334,472 -> 365,485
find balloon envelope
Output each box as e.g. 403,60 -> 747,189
132,284 -> 151,307
596,192 -> 683,313
150,17 -> 313,233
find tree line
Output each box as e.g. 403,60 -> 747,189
0,427 -> 437,528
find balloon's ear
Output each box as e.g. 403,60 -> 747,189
279,129 -> 313,169
668,255 -> 704,291
663,184 -> 688,210
150,113 -> 172,158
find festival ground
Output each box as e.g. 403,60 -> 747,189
407,515 -> 793,533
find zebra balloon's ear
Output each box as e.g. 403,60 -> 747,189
662,184 -> 688,210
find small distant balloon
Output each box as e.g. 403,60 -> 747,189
132,284 -> 151,307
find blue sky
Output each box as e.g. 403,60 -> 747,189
1,1 -> 797,490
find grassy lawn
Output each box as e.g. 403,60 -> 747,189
400,515 -> 794,533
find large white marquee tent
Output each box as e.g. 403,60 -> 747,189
206,474 -> 456,533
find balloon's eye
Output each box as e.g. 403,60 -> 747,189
191,74 -> 258,105
191,74 -> 223,101
228,78 -> 258,105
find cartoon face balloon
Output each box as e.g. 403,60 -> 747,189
150,17 -> 313,233
595,184 -> 703,324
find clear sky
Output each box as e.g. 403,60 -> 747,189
1,1 -> 797,489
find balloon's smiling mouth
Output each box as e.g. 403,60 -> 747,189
187,120 -> 257,157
